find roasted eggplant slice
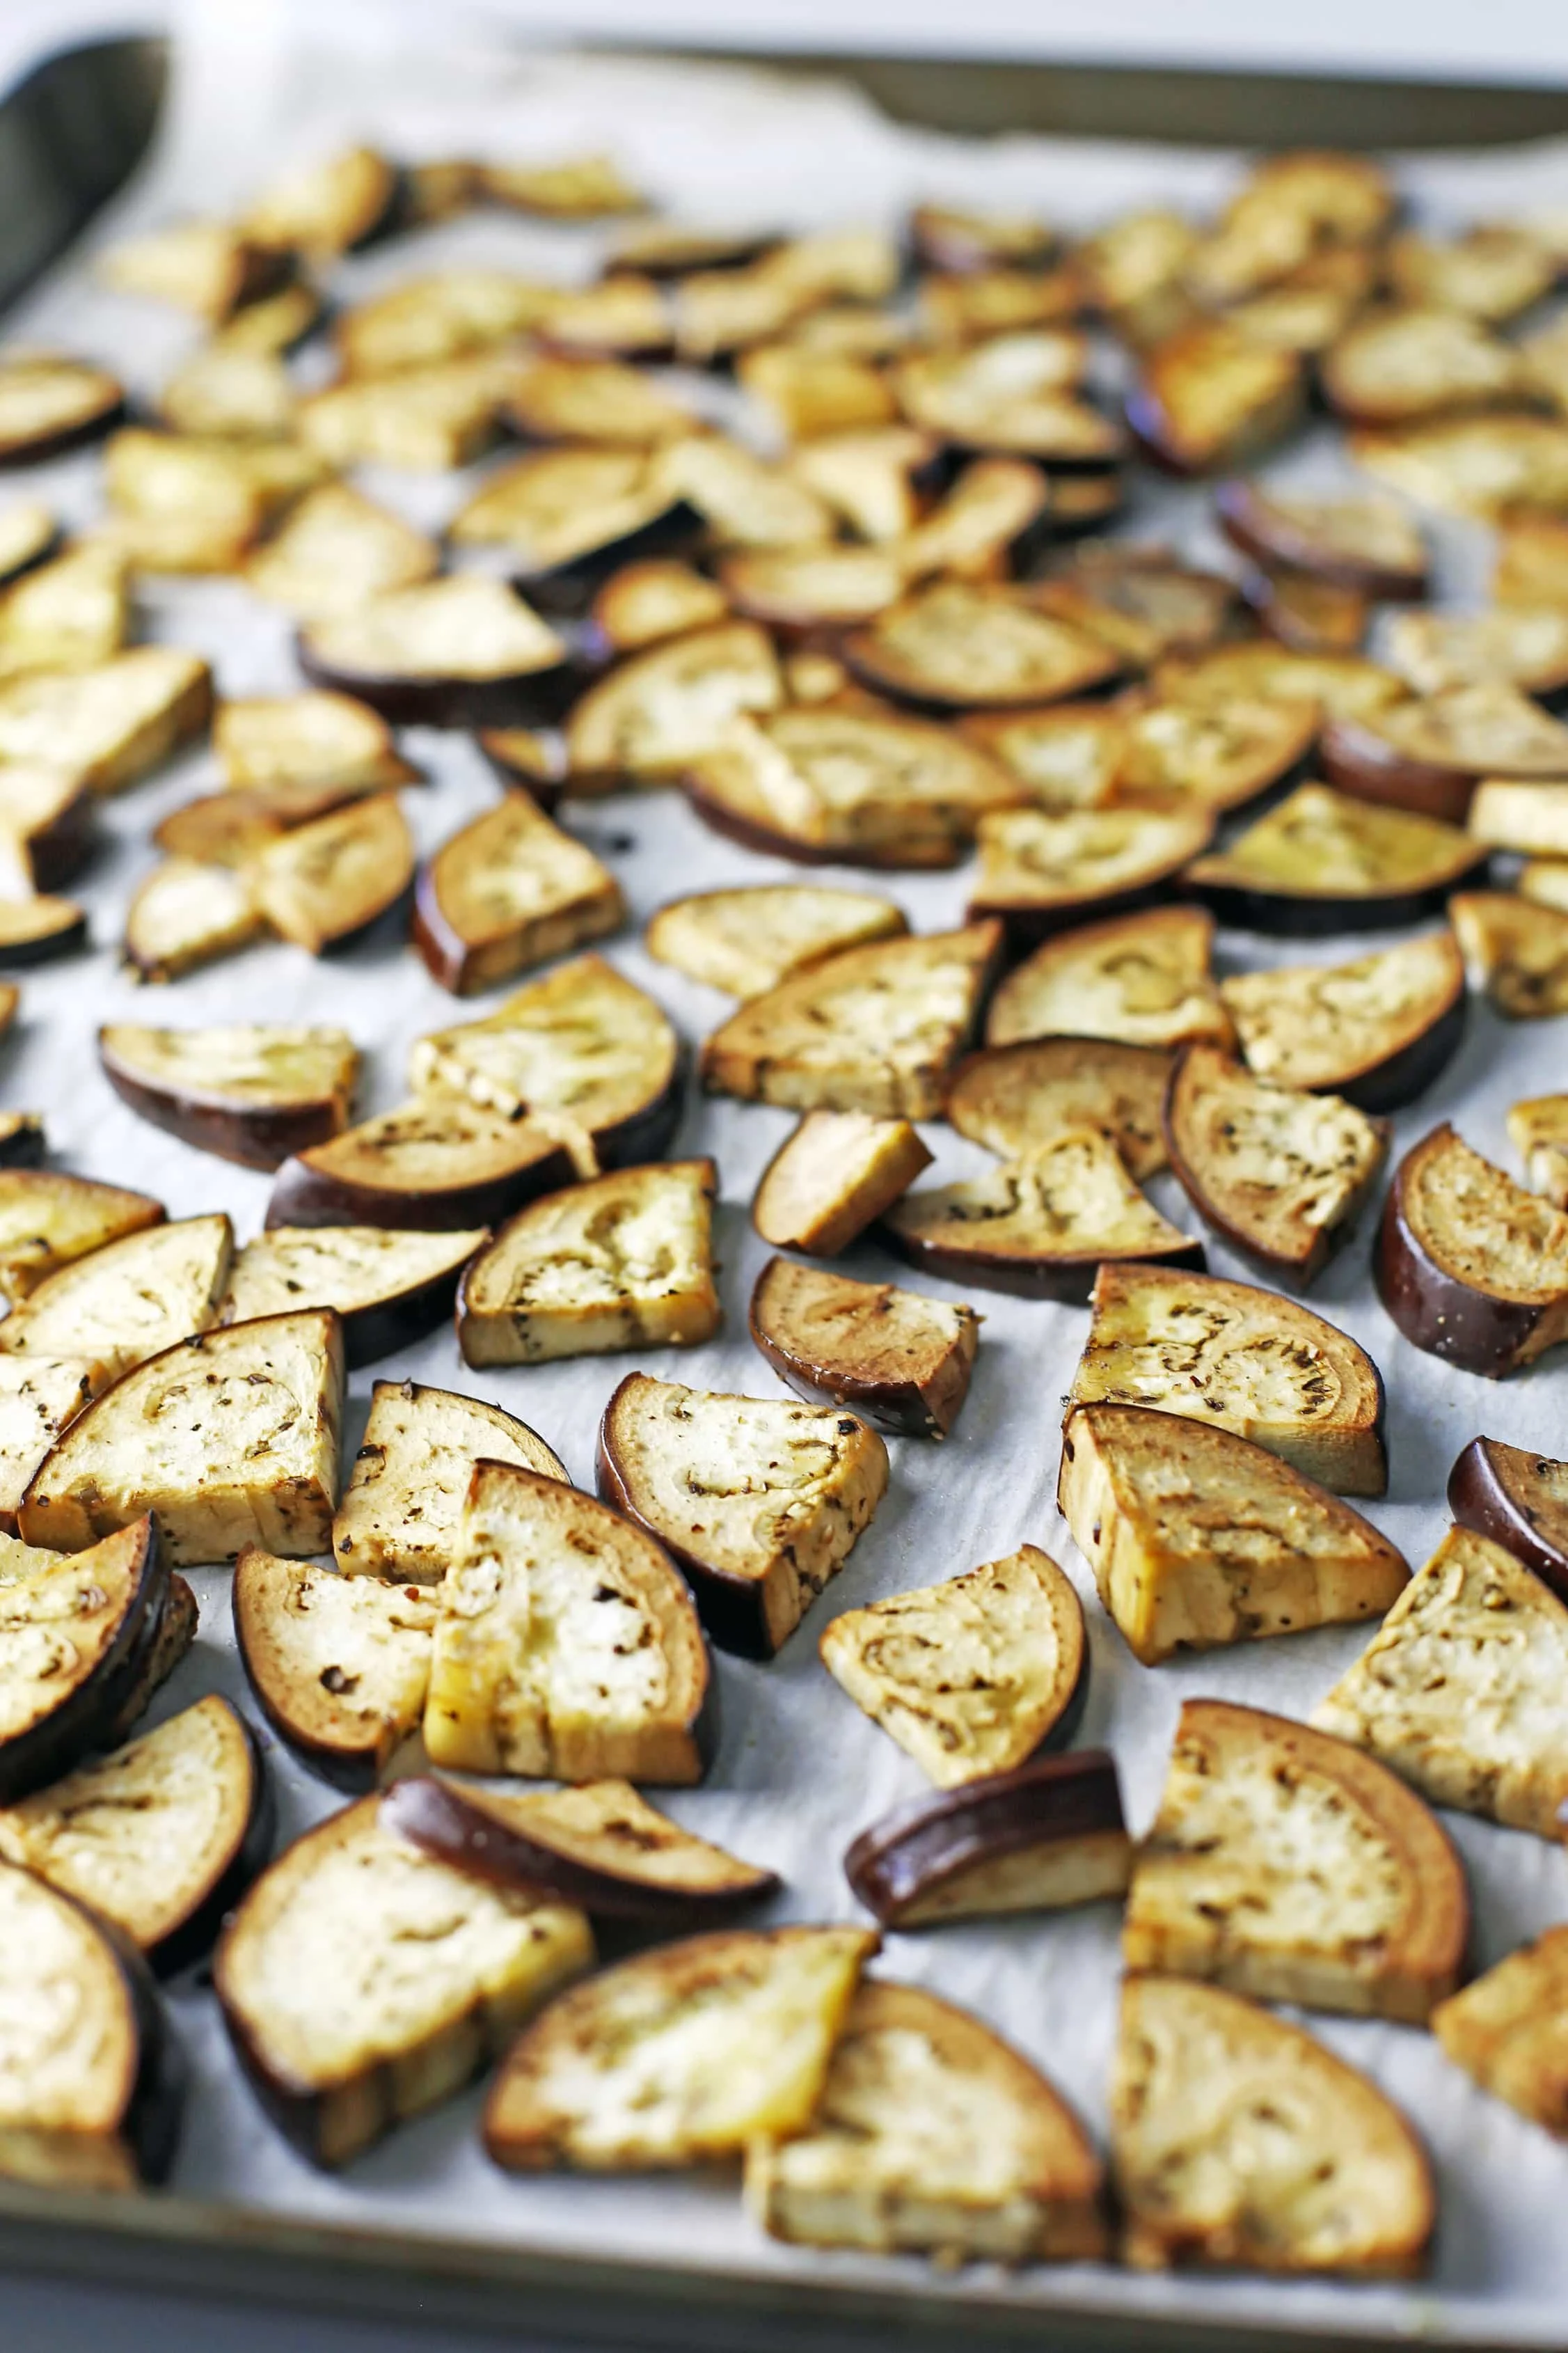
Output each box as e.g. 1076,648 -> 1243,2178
749,1258 -> 979,1440
598,1373 -> 887,1658
0,1518 -> 170,1801
103,429 -> 323,572
211,280 -> 322,358
1388,223 -> 1555,322
985,906 -> 1231,1053
232,1548 -> 436,1788
719,542 -> 904,636
1242,567 -> 1370,656
565,621 -> 783,789
1448,1434 -> 1568,1602
1494,507 -> 1568,605
821,1546 -> 1086,1785
884,1131 -> 1202,1301
1155,642 -> 1404,723
1217,480 -> 1430,599
1351,412 -> 1568,519
1508,1092 -> 1568,1206
0,647 -> 211,796
1136,698 -> 1320,815
410,954 -> 681,1174
0,542 -> 127,679
483,152 -> 644,217
658,435 -> 834,546
605,221 -> 779,279
333,271 -> 551,379
1470,778 -> 1568,858
1322,304 -> 1528,426
844,1749 -> 1130,1928
19,1310 -> 343,1563
958,703 -> 1125,811
215,1793 -> 592,2169
383,1774 -> 775,1923
0,354 -> 124,466
1218,932 -> 1466,1111
1070,1261 -> 1387,1495
1060,1403 -> 1407,1666
506,356 -> 695,448
0,1211 -> 230,1378
1521,858 -> 1568,911
457,1163 -> 719,1367
912,203 -> 1056,276
752,1112 -> 932,1255
0,1694 -> 268,1976
0,888 -> 86,966
1184,782 -> 1487,934
1434,1930 -> 1568,2141
299,359 -> 507,471
425,1459 -> 712,1783
1449,888 -> 1568,1018
892,332 -> 1118,467
737,343 -> 894,441
701,923 -> 1003,1120
225,1226 -> 486,1369
1385,609 -> 1568,702
299,579 -> 573,730
246,483 -> 438,620
968,800 -> 1214,946
214,691 -> 414,793
123,859 -> 265,984
1164,1044 -> 1389,1282
842,581 -> 1121,712
585,559 -> 729,656
157,346 -> 295,441
451,446 -> 700,613
896,457 -> 1052,581
99,1023 -> 358,1172
789,425 -> 937,542
267,1097 -> 572,1235
333,1378 -> 566,1585
919,265 -> 1086,345
646,884 -> 906,1000
1377,1122 -> 1568,1376
0,765 -> 96,892
0,1170 -> 163,1303
475,729 -> 567,813
1128,326 -> 1303,475
1033,551 -> 1235,668
947,1037 -> 1171,1179
248,793 -> 414,954
414,794 -> 621,996
243,144 -> 401,258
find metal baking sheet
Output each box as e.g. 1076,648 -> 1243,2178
1,17 -> 1566,2345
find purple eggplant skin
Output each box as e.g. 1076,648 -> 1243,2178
0,904 -> 88,967
596,1413 -> 777,1662
381,1774 -> 775,1925
147,1704 -> 276,1981
1214,480 -> 1429,599
878,1223 -> 1205,1304
98,1044 -> 347,1176
0,1117 -> 43,1168
20,782 -> 96,892
475,738 -> 568,815
297,640 -> 586,732
338,1255 -> 486,1371
844,1747 -> 1125,1928
0,395 -> 125,472
264,1133 -> 576,1236
1322,983 -> 1467,1116
505,498 -> 706,620
1447,1436 -> 1568,1603
0,1518 -> 169,1805
79,1896 -> 188,2185
1375,1133 -> 1551,1378
683,773 -> 966,872
1187,862 -> 1488,939
1320,721 -> 1479,826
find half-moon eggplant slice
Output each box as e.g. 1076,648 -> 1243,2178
1218,932 -> 1466,1111
224,1226 -> 486,1369
332,1377 -> 566,1584
450,446 -> 700,613
844,1750 -> 1130,1928
1388,223 -> 1555,320
1155,642 -> 1404,725
0,1517 -> 171,1801
267,1097 -> 573,1234
737,343 -> 894,442
1243,567 -> 1370,656
0,1211 -> 231,1378
0,354 -> 124,466
585,559 -> 729,656
249,793 -> 414,954
1184,782 -> 1487,934
719,542 -> 904,636
658,434 -> 834,547
123,859 -> 266,984
0,646 -> 212,796
894,457 -> 1052,582
1448,1435 -> 1568,1601
232,1547 -> 437,1789
298,358 -> 507,472
482,151 -> 644,218
1031,553 -> 1235,668
749,1257 -> 979,1440
1324,685 -> 1568,824
985,906 -> 1231,1052
968,799 -> 1214,947
246,482 -> 438,621
1448,889 -> 1568,1018
1377,1122 -> 1568,1376
947,1037 -> 1172,1179
1351,412 -> 1568,519
843,581 -> 1121,712
751,1112 -> 931,1256
892,332 -> 1118,468
1215,480 -> 1429,597
958,703 -> 1125,811
0,890 -> 86,966
99,1023 -> 359,1172
564,620 -> 783,789
383,1775 -> 776,1923
1470,779 -> 1568,858
646,883 -> 906,1000
1385,608 -> 1568,702
789,425 -> 938,542
506,356 -> 695,448
214,690 -> 415,793
918,264 -> 1087,345
299,579 -> 574,731
1164,1044 -> 1389,1282
0,1170 -> 163,1303
243,143 -> 402,259
1127,325 -> 1302,475
413,794 -> 621,996
157,345 -> 296,441
1322,304 -> 1528,426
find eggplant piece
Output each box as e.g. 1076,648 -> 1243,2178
1116,693 -> 1318,814
1311,1523 -> 1568,1841
748,1257 -> 979,1440
1184,782 -> 1488,934
452,446 -> 702,615
18,1309 -> 343,1564
1508,1092 -> 1568,1206
844,1749 -> 1128,1928
947,1036 -> 1171,1179
212,279 -> 323,358
541,276 -> 675,362
0,1212 -> 231,1379
789,425 -> 939,542
1033,552 -> 1235,669
0,354 -> 124,466
1521,858 -> 1568,911
1448,1434 -> 1568,1602
843,581 -> 1121,713
232,1547 -> 436,1789
1155,641 -> 1405,724
1322,304 -> 1528,426
482,152 -> 644,218
884,1131 -> 1203,1302
1244,568 -> 1369,656
413,794 -> 621,996
249,793 -> 413,956
1127,1695 -> 1467,2023
669,267 -> 805,367
605,221 -> 779,278
246,483 -> 438,620
1351,411 -> 1568,519
0,764 -> 97,892
585,559 -> 728,656
1215,479 -> 1428,597
475,728 -> 567,814
268,1098 -> 573,1236
1376,1122 -> 1568,1376
1059,1403 -> 1407,1667
0,543 -> 128,679
660,433 -> 836,548
1388,224 -> 1555,322
985,905 -> 1231,1053
968,799 -> 1215,947
0,647 -> 211,796
701,922 -> 1004,1120
333,272 -> 551,379
410,954 -> 681,1174
103,430 -> 324,573
243,144 -> 402,259
0,1170 -> 163,1303
565,621 -> 783,789
457,1162 -> 719,1367
505,356 -> 694,448
1113,1976 -> 1432,2279
1434,1930 -> 1568,2141
0,1516 -> 169,1802
1385,609 -> 1568,702
1070,1261 -> 1387,1496
646,883 -> 905,1000
158,346 -> 295,441
894,455 -> 1052,581
1219,933 -> 1466,1112
1164,1044 -> 1389,1282
123,859 -> 265,983
0,1116 -> 41,1170
484,1927 -> 872,2175
427,1459 -> 713,1781
1186,151 -> 1394,303
383,1774 -> 776,1923
686,706 -> 1020,870
225,1226 -> 486,1369
597,1372 -> 886,1660
1495,507 -> 1568,605
719,542 -> 904,636
1449,888 -> 1568,1018
821,1546 -> 1087,1785
0,891 -> 86,966
215,1794 -> 592,2169
0,1857 -> 182,2186
1127,325 -> 1303,475
214,691 -> 415,792
299,579 -> 574,730
0,501 -> 57,589
918,265 -> 1086,345
333,1377 -> 566,1584
737,344 -> 895,441
752,1112 -> 931,1254
0,1694 -> 269,1977
910,203 -> 1055,276
891,332 -> 1121,467
1471,778 -> 1568,857
959,702 -> 1125,812
99,1023 -> 358,1172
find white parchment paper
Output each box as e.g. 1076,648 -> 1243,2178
4,13 -> 1567,2338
